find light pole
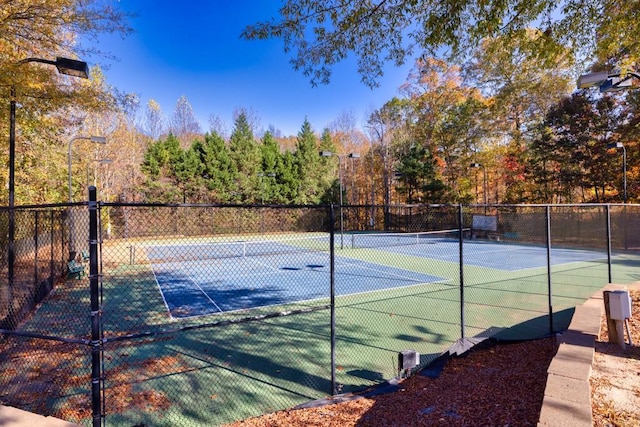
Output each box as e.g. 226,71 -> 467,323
470,163 -> 488,207
607,142 -> 627,203
87,158 -> 113,187
7,57 -> 89,305
257,172 -> 275,233
68,136 -> 107,202
257,172 -> 276,204
320,151 -> 359,248
68,136 -> 106,258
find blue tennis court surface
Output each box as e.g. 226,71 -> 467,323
369,239 -> 606,271
148,236 -> 606,319
152,252 -> 446,319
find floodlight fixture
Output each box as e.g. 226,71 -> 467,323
20,57 -> 90,79
577,70 -> 640,93
577,71 -> 613,89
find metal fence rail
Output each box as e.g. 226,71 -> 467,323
1,195 -> 639,426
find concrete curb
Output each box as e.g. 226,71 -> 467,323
537,282 -> 640,426
0,404 -> 80,427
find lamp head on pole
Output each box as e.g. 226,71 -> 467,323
54,57 -> 89,79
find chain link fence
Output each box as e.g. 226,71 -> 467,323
1,197 -> 640,426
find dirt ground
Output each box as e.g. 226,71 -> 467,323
591,289 -> 640,427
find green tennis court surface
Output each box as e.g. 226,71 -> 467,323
26,231 -> 640,426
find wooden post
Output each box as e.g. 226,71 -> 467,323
603,290 -> 627,349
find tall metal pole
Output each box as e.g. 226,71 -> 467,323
482,166 -> 488,207
89,186 -> 102,427
606,204 -> 612,283
458,204 -> 465,340
622,145 -> 627,203
68,136 -> 106,258
546,206 -> 554,334
7,87 -> 16,322
338,156 -> 344,250
329,204 -> 337,395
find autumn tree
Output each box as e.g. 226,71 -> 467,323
0,0 -> 132,204
169,95 -> 202,144
398,58 -> 487,202
464,30 -> 573,203
145,99 -> 165,140
529,93 -> 620,203
242,1 -> 640,88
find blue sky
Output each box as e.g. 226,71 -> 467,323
92,1 -> 413,137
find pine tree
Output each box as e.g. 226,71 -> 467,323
228,112 -> 261,203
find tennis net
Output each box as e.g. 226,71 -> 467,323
348,228 -> 468,249
139,234 -> 331,264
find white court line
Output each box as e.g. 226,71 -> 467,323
331,259 -> 437,282
151,264 -> 224,318
183,269 -> 224,313
150,265 -> 175,320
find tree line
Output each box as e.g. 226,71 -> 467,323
136,56 -> 638,206
0,1 -> 638,207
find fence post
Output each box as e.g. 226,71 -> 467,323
606,205 -> 612,283
50,211 -> 54,286
34,210 -> 39,286
458,204 -> 465,340
88,186 -> 103,427
546,206 -> 553,334
329,204 -> 337,395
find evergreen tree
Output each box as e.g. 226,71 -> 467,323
260,131 -> 281,203
228,112 -> 262,203
295,118 -> 321,203
318,128 -> 339,204
396,144 -> 447,204
199,132 -> 238,203
141,133 -> 185,202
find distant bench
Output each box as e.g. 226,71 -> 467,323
471,214 -> 498,239
502,232 -> 520,240
67,260 -> 85,279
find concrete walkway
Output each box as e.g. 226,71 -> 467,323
538,282 -> 639,426
0,404 -> 80,426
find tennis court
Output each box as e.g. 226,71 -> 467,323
148,244 -> 447,319
145,230 -> 607,319
6,202 -> 640,427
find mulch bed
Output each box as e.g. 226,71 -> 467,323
224,337 -> 559,426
